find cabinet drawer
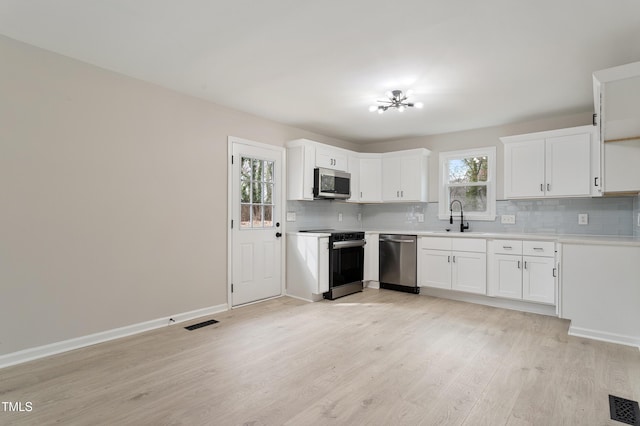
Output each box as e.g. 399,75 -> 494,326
419,237 -> 451,250
452,238 -> 486,253
523,241 -> 555,257
493,240 -> 523,255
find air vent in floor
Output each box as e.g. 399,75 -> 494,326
184,319 -> 219,331
609,394 -> 640,425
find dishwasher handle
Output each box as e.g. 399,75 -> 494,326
380,238 -> 416,244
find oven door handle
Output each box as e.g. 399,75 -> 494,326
332,240 -> 366,249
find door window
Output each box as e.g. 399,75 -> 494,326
240,157 -> 275,228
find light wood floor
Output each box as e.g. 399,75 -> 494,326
1,289 -> 639,425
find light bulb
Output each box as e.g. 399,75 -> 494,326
414,102 -> 424,109
398,105 -> 405,112
377,108 -> 384,114
369,105 -> 378,112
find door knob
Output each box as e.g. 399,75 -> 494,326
275,232 -> 282,238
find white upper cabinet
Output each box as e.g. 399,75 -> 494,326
503,139 -> 546,198
286,139 -> 351,200
315,146 -> 348,171
593,61 -> 640,194
502,125 -> 601,199
358,156 -> 382,203
381,149 -> 430,202
286,141 -> 428,202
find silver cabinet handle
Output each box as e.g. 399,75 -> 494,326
448,255 -> 451,263
452,255 -> 456,263
540,184 -> 544,192
524,261 -> 528,269
547,183 -> 550,191
401,190 -> 404,197
553,267 -> 557,277
533,247 -> 544,251
503,246 -> 512,249
517,260 -> 521,269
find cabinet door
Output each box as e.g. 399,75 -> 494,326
399,156 -> 423,200
504,140 -> 545,198
381,157 -> 402,201
522,256 -> 555,304
364,233 -> 379,282
316,147 -> 347,171
493,254 -> 523,299
418,249 -> 451,289
318,237 -> 330,294
452,251 -> 487,294
545,133 -> 591,197
347,155 -> 360,202
359,158 -> 382,202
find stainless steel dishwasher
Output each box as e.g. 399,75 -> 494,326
379,234 -> 419,294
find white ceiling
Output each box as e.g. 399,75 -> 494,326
1,1 -> 640,144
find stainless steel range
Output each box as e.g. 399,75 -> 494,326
300,230 -> 366,300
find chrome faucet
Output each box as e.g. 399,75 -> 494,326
449,200 -> 470,232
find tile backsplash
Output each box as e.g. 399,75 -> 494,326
287,197 -> 635,236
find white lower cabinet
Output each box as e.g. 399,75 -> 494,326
286,234 -> 329,301
418,237 -> 487,294
489,240 -> 556,305
364,233 -> 379,282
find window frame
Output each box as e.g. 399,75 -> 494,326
438,147 -> 497,222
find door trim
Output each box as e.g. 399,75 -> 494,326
227,136 -> 286,309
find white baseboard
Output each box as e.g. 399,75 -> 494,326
568,325 -> 640,349
418,287 -> 557,317
0,304 -> 228,370
364,280 -> 380,289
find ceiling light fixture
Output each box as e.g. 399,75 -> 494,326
369,89 -> 423,114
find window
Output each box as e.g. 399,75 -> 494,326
438,147 -> 496,221
240,157 -> 274,228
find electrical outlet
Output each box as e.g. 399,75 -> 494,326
338,213 -> 343,222
357,213 -> 362,222
417,213 -> 424,223
501,214 -> 516,224
578,213 -> 588,225
286,212 -> 296,222
637,213 -> 640,227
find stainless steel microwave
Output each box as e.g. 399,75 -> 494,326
313,167 -> 351,199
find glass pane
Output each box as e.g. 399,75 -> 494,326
448,156 -> 488,183
241,157 -> 251,180
264,161 -> 274,182
263,206 -> 273,227
240,179 -> 250,203
264,183 -> 273,204
252,205 -> 263,227
449,185 -> 488,212
252,159 -> 263,181
252,182 -> 263,203
240,204 -> 251,228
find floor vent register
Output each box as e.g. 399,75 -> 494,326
184,319 -> 219,331
609,394 -> 640,425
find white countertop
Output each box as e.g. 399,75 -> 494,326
287,230 -> 640,247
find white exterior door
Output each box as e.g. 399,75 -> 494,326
230,139 -> 283,307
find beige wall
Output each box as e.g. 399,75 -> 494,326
0,35 -> 352,355
360,112 -> 594,201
